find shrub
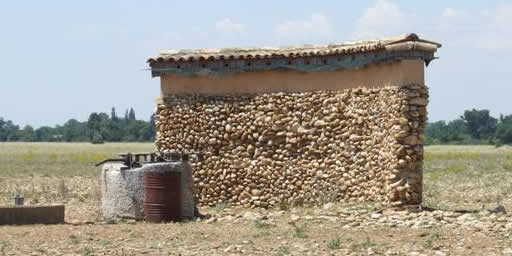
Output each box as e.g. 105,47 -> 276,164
254,220 -> 271,229
214,201 -> 229,213
327,237 -> 341,249
91,132 -> 104,144
278,246 -> 290,255
294,225 -> 307,239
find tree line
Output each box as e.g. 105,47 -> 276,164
426,109 -> 512,146
2,107 -> 511,145
0,107 -> 155,143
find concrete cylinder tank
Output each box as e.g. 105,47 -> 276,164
100,161 -> 197,221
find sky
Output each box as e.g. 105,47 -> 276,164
0,0 -> 511,127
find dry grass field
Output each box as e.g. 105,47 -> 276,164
1,143 -> 512,255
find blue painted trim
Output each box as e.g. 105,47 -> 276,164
150,50 -> 435,77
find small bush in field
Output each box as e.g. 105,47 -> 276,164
327,237 -> 341,249
91,132 -> 104,144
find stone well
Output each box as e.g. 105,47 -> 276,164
100,162 -> 196,220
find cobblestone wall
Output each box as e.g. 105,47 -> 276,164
155,84 -> 428,208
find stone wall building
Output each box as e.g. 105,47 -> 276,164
147,33 -> 441,208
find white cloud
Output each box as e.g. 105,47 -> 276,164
438,5 -> 512,51
478,4 -> 512,51
353,0 -> 407,39
274,14 -> 332,44
442,8 -> 466,19
215,18 -> 245,35
439,7 -> 472,32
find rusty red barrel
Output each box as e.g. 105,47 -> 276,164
144,171 -> 181,222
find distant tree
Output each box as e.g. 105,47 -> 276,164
111,107 -> 118,122
448,119 -> 467,132
1,108 -> 156,143
495,114 -> 512,144
88,112 -> 111,140
124,109 -> 129,121
20,125 -> 36,142
139,115 -> 156,141
425,119 -> 468,144
425,121 -> 447,144
98,112 -> 110,121
461,109 -> 498,140
496,123 -> 512,144
0,118 -> 6,141
63,119 -> 89,142
124,120 -> 142,141
35,126 -> 55,141
500,114 -> 512,124
0,119 -> 20,141
87,113 -> 101,133
98,112 -> 111,140
106,119 -> 123,142
150,113 -> 156,137
1,107 -> 159,143
91,131 -> 104,144
128,108 -> 136,121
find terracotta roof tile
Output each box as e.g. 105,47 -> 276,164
147,33 -> 441,64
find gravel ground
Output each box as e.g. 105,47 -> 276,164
1,201 -> 512,255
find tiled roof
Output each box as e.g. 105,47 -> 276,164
147,33 -> 441,64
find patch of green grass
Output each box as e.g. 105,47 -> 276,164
215,201 -> 229,213
445,164 -> 467,174
278,246 -> 290,255
48,153 -> 57,164
253,231 -> 271,238
504,158 -> 512,172
294,224 -> 307,239
0,142 -> 154,177
423,230 -> 441,249
425,171 -> 442,181
22,150 -> 35,162
327,237 -> 341,250
361,236 -> 376,249
82,247 -> 93,256
0,241 -> 9,255
254,220 -> 271,229
424,151 -> 481,161
424,163 -> 467,182
253,220 -> 273,238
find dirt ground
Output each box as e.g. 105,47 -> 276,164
1,143 -> 512,255
1,203 -> 512,256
